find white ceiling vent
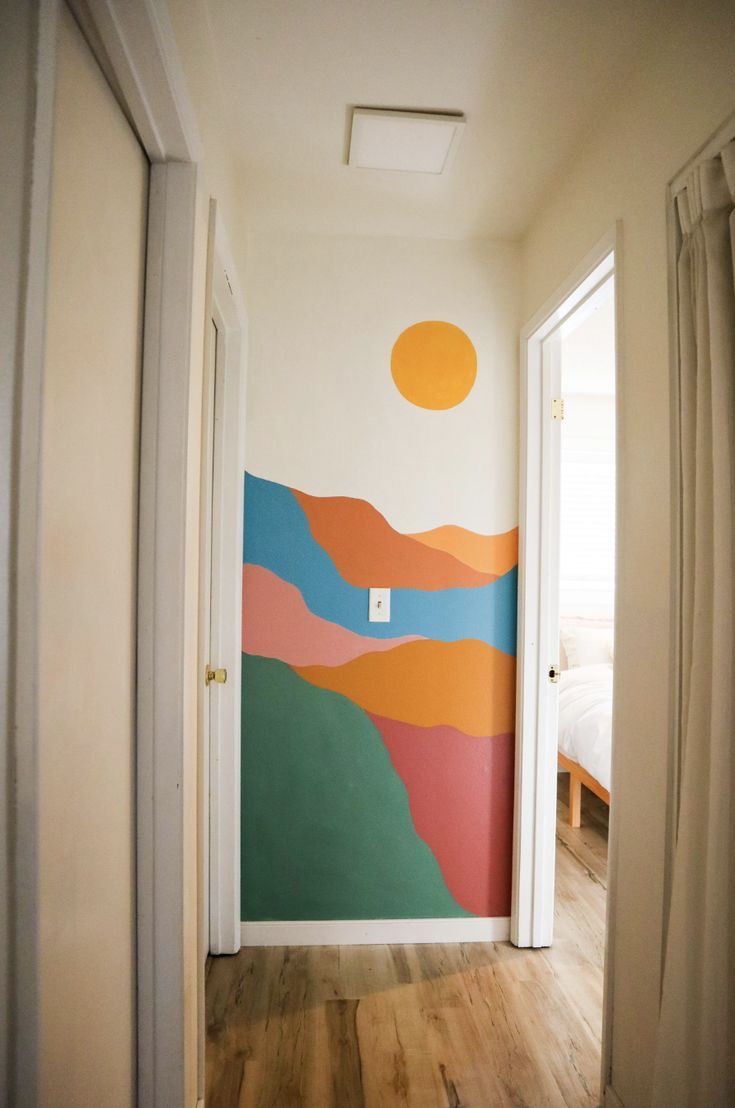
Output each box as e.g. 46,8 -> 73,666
348,108 -> 465,174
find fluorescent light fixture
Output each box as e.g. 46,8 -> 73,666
348,108 -> 465,174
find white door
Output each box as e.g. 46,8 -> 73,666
37,5 -> 148,1104
201,229 -> 246,963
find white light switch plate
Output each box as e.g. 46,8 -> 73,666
368,587 -> 391,622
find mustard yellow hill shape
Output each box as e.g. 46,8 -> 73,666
294,638 -> 516,738
408,524 -> 519,579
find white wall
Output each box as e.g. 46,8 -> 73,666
246,233 -> 520,535
559,395 -> 615,620
166,0 -> 249,272
521,4 -> 735,1104
559,292 -> 616,620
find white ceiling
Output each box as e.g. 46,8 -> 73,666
204,0 -> 667,240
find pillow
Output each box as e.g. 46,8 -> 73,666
560,621 -> 614,668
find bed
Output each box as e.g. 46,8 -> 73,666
557,620 -> 614,827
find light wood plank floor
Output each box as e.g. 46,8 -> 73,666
206,782 -> 608,1107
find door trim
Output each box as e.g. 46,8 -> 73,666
11,2 -> 205,1105
68,0 -> 202,162
136,160 -> 198,1107
203,207 -> 248,956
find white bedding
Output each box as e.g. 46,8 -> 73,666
558,662 -> 613,793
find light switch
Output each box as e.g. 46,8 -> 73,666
368,587 -> 391,622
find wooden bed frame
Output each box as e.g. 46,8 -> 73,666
558,751 -> 610,828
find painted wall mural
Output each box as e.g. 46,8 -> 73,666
242,471 -> 519,920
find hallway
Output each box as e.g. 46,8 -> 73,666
206,791 -> 607,1107
6,3 -> 735,1103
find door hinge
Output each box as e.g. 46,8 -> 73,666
551,397 -> 565,421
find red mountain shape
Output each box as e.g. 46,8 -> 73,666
368,714 -> 514,917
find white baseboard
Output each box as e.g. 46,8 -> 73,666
240,917 -> 510,947
603,1085 -> 625,1108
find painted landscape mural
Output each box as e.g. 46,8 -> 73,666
241,471 -> 519,920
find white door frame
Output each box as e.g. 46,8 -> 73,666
201,205 -> 247,956
512,227 -> 619,949
10,2 -> 212,1104
136,158 -> 198,1108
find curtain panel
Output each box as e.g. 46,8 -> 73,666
652,140 -> 735,1107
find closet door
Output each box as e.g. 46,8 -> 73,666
38,6 -> 148,1103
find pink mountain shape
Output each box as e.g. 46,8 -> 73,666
242,564 -> 421,666
368,714 -> 515,917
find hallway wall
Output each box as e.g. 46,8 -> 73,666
242,233 -> 521,923
0,2 -> 37,1097
166,0 -> 249,274
521,3 -> 735,1103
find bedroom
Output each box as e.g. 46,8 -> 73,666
555,271 -> 616,932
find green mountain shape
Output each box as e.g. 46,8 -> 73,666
241,654 -> 471,921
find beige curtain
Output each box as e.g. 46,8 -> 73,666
652,140 -> 735,1106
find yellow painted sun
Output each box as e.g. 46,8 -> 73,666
391,320 -> 477,410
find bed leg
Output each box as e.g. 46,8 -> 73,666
568,774 -> 582,828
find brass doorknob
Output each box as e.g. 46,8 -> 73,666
205,666 -> 227,686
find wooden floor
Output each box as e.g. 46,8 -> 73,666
206,781 -> 608,1107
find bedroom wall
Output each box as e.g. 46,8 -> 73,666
243,233 -> 520,922
559,394 -> 615,620
521,3 -> 735,1103
560,294 -> 616,620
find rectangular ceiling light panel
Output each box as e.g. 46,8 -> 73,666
348,109 -> 465,174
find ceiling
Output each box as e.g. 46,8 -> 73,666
203,0 -> 668,240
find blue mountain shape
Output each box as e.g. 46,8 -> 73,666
243,473 -> 517,656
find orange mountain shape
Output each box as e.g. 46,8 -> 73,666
292,489 -> 495,590
294,638 -> 516,738
409,523 -> 519,578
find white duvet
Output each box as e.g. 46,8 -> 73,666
558,662 -> 613,793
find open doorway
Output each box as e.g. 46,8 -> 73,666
513,237 -> 618,1093
555,276 -> 615,848
553,273 -> 616,1057
197,203 -> 249,1100
198,204 -> 248,962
